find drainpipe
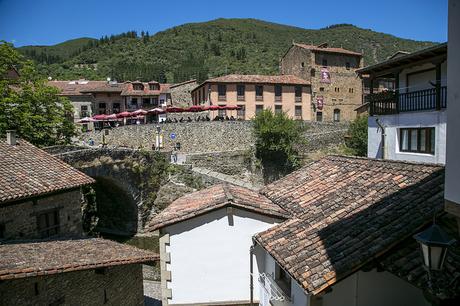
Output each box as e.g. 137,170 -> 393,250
375,118 -> 386,159
250,244 -> 255,306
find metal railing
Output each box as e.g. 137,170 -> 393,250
369,86 -> 447,115
258,273 -> 289,303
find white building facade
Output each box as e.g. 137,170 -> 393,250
358,44 -> 448,164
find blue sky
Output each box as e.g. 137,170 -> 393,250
0,0 -> 447,47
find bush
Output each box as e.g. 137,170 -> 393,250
345,115 -> 368,156
253,109 -> 303,181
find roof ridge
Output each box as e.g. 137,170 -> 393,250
222,183 -> 235,203
327,154 -> 445,168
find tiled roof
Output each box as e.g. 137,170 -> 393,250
0,238 -> 158,280
380,213 -> 460,300
254,155 -> 444,295
293,43 -> 362,56
0,139 -> 95,204
48,80 -> 113,96
201,74 -> 310,86
147,183 -> 289,231
121,82 -> 171,96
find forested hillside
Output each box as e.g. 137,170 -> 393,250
18,18 -> 436,83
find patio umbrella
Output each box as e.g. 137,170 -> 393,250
116,111 -> 133,118
224,105 -> 241,119
132,109 -> 148,115
166,107 -> 185,113
92,114 -> 108,121
106,114 -> 118,120
77,117 -> 96,123
203,105 -> 220,119
147,107 -> 165,114
186,105 -> 204,112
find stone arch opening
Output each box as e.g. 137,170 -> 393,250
91,176 -> 138,235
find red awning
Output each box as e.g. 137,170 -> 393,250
132,109 -> 148,115
116,111 -> 133,118
186,105 -> 205,112
166,107 -> 185,113
92,114 -> 108,120
147,108 -> 165,114
203,105 -> 220,111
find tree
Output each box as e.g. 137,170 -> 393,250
345,115 -> 368,156
253,109 -> 303,182
0,42 -> 75,147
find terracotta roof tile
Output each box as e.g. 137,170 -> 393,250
146,183 -> 290,231
48,80 -> 117,96
254,155 -> 444,295
293,43 -> 362,56
121,82 -> 171,96
0,139 -> 95,204
0,238 -> 158,280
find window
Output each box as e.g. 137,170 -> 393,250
152,97 -> 159,106
237,105 -> 245,119
322,59 -> 328,67
316,112 -> 323,122
98,103 -> 106,109
131,98 -> 138,106
332,98 -> 337,102
333,109 -> 341,122
149,84 -> 159,90
295,105 -> 302,118
275,84 -> 282,101
160,99 -> 165,105
275,105 -> 282,114
255,85 -> 264,101
237,85 -> 245,100
349,88 -> 354,93
255,105 -> 264,115
133,84 -> 143,91
295,86 -> 302,102
334,87 -> 340,93
275,263 -> 291,297
37,209 -> 60,238
81,105 -> 89,117
142,98 -> 150,106
218,84 -> 227,100
0,223 -> 5,239
311,68 -> 316,77
346,62 -> 351,70
319,87 -> 324,92
400,127 -> 435,154
113,103 -> 120,114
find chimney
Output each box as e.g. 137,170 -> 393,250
6,130 -> 16,145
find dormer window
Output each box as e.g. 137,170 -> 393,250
149,84 -> 159,90
133,84 -> 144,91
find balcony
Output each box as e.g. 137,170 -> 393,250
237,95 -> 245,101
258,273 -> 290,305
369,86 -> 447,115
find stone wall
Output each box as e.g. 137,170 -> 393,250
0,264 -> 144,306
0,189 -> 83,240
80,121 -> 255,153
170,80 -> 198,107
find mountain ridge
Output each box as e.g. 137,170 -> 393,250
17,18 -> 437,83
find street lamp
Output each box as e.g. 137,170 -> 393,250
413,223 -> 456,271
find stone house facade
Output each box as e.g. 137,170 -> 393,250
169,79 -> 198,107
0,189 -> 84,240
191,74 -> 311,120
280,43 -> 363,122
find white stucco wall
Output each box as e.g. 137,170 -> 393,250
398,62 -> 447,92
368,110 -> 447,164
255,245 -> 309,306
320,269 -> 430,306
446,0 -> 460,205
163,208 -> 280,305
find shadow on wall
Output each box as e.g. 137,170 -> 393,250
315,169 -> 445,305
92,176 -> 138,235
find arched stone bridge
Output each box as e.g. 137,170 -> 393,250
46,146 -> 156,235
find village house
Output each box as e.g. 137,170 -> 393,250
358,43 -> 447,164
121,80 -> 172,111
191,74 -> 311,120
280,43 -> 363,122
169,79 -> 198,107
0,130 -> 159,305
147,184 -> 290,306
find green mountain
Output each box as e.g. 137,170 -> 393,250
17,18 -> 436,83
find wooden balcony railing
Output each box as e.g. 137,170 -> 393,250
369,86 -> 447,116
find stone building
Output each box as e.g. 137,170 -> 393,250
280,43 -> 363,122
0,131 -> 159,305
121,81 -> 172,111
191,74 -> 311,120
0,239 -> 158,306
169,79 -> 198,107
